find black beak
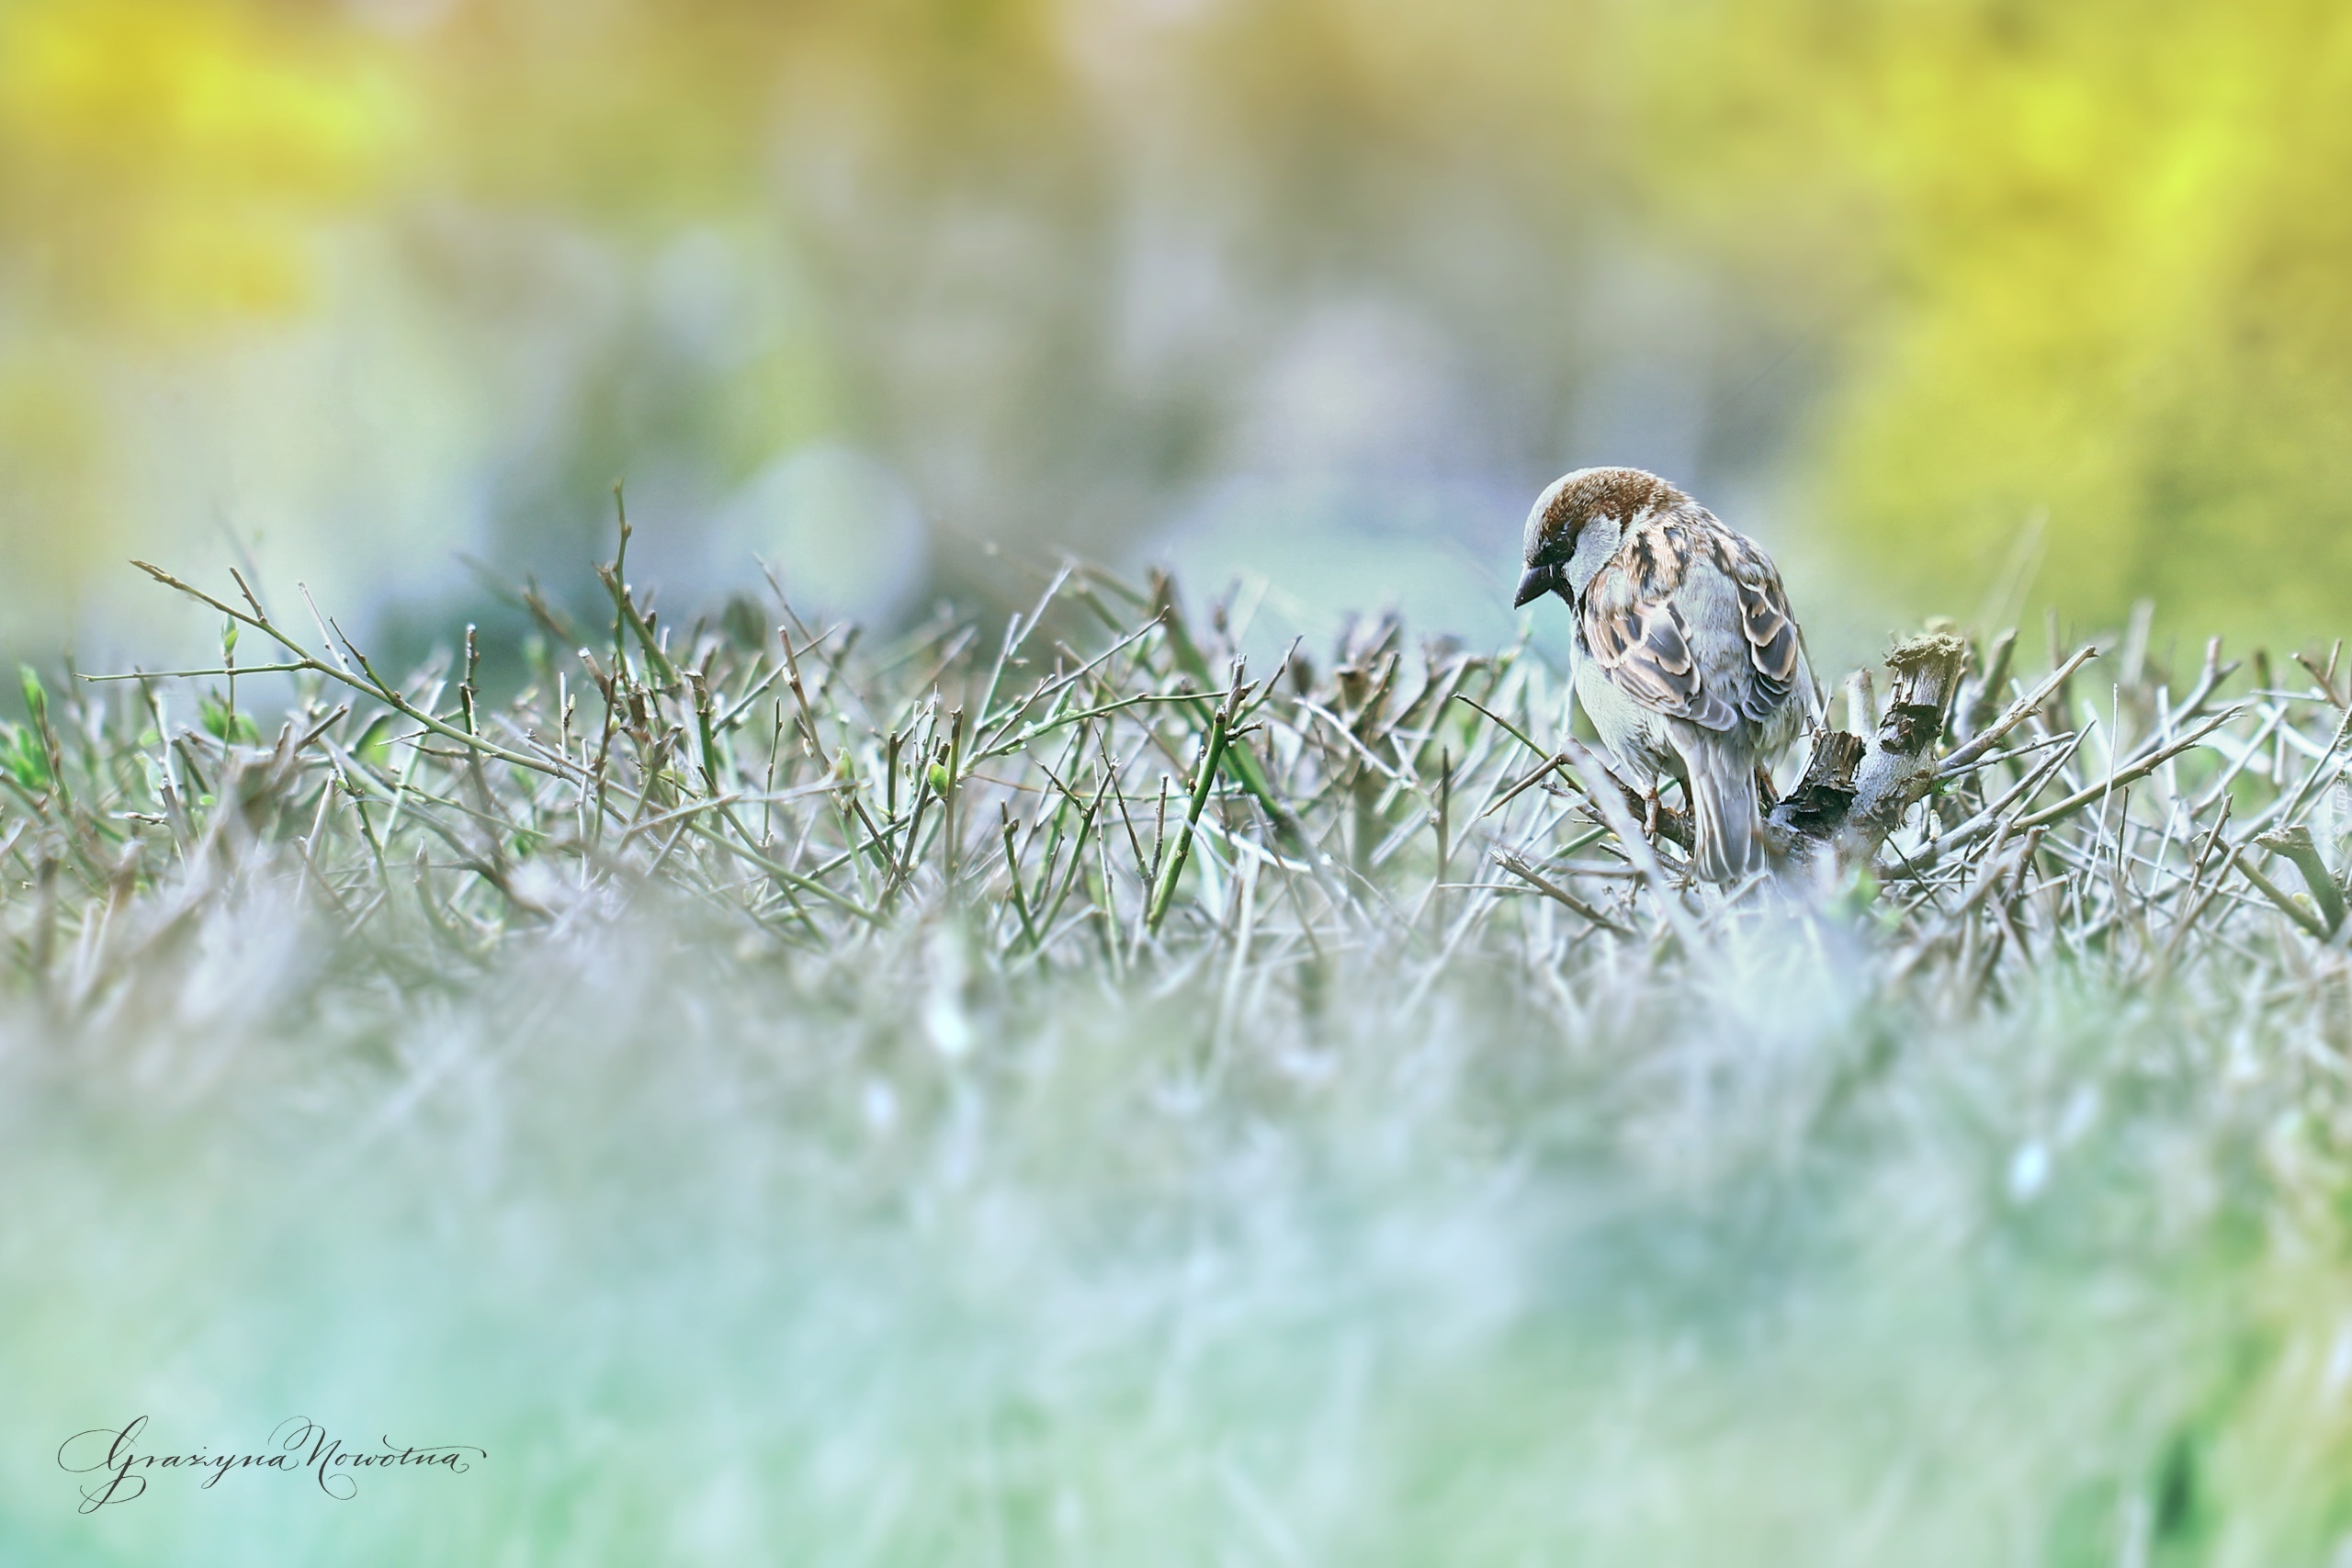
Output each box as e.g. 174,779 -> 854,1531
1512,561 -> 1561,609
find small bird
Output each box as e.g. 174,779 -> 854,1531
1514,467 -> 1815,883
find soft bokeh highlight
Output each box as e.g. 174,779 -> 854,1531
2,0 -> 2348,659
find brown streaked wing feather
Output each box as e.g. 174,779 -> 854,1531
1713,536 -> 1801,722
1582,560 -> 1737,731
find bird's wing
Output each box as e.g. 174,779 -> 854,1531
1580,523 -> 1739,732
1707,531 -> 1803,724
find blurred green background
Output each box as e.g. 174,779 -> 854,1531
4,0 -> 2350,658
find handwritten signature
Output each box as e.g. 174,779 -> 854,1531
58,1417 -> 485,1512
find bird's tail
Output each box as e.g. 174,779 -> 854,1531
1686,744 -> 1764,885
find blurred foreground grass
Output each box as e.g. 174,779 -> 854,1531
6,540 -> 2352,1562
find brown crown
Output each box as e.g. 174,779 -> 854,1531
1529,468 -> 1688,559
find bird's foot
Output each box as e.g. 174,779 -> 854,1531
1643,786 -> 1662,840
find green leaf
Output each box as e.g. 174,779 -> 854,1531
0,723 -> 50,790
352,712 -> 395,768
199,693 -> 260,746
17,665 -> 45,724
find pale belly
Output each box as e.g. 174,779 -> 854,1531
1574,656 -> 1685,785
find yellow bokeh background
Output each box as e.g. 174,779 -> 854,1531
1643,0 -> 2352,638
1,0 -> 2347,651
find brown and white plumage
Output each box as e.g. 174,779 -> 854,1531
1513,467 -> 1815,883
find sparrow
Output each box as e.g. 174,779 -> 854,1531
1513,467 -> 1815,884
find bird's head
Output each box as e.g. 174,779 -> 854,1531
1514,466 -> 1685,607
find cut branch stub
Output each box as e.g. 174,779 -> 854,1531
1879,634 -> 1969,758
1778,729 -> 1864,835
1770,633 -> 1968,876
1843,634 -> 1967,845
